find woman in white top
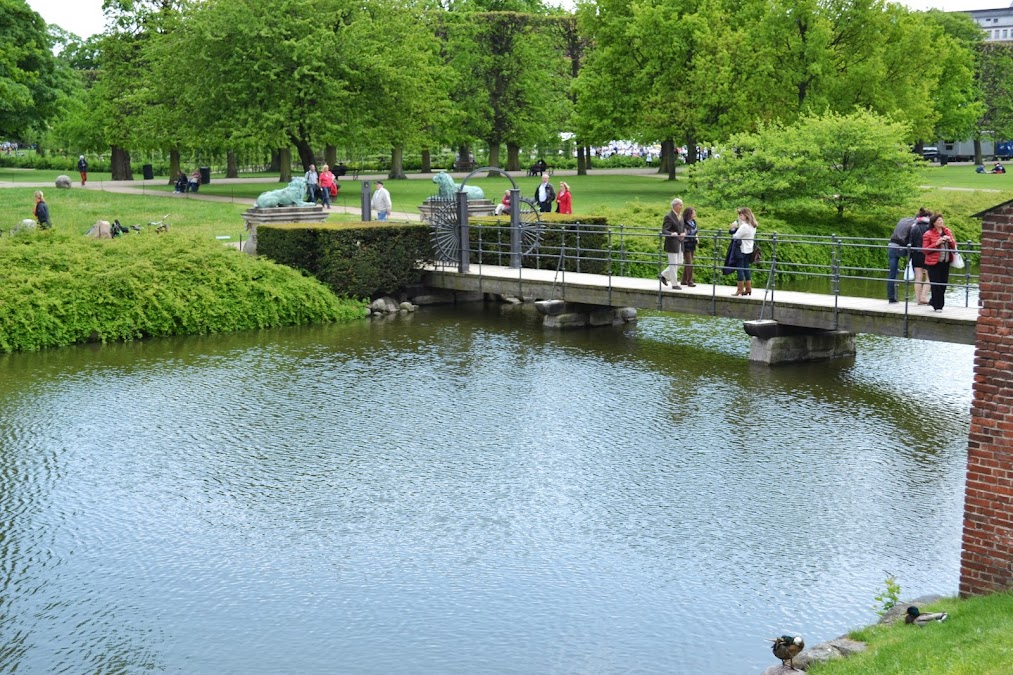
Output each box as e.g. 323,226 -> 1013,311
730,207 -> 757,296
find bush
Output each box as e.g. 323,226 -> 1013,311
257,222 -> 433,299
0,231 -> 363,353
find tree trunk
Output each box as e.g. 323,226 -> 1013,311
584,146 -> 592,169
506,143 -> 520,171
388,145 -> 406,180
974,138 -> 983,166
293,139 -> 314,172
226,150 -> 238,178
168,148 -> 180,184
685,135 -> 697,166
457,143 -> 470,171
421,147 -> 431,173
111,145 -> 132,180
325,144 -> 337,168
487,141 -> 500,175
577,146 -> 587,175
270,149 -> 281,173
659,140 -> 673,178
279,148 -> 292,182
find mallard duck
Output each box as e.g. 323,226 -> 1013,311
770,635 -> 804,668
905,606 -> 948,625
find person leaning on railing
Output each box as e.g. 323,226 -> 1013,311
887,207 -> 930,304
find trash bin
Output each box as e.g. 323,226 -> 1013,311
142,164 -> 154,180
199,166 -> 211,185
939,155 -> 948,166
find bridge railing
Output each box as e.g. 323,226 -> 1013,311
434,220 -> 981,313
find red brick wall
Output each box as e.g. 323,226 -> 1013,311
961,204 -> 1013,596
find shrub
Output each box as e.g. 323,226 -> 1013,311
0,231 -> 362,353
257,222 -> 433,299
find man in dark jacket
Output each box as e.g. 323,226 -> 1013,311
659,198 -> 685,289
77,155 -> 88,186
535,173 -> 555,212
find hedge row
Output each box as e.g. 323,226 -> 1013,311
256,222 -> 434,299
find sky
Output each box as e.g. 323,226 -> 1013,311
24,0 -> 1013,41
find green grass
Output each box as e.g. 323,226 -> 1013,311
0,167 -> 115,184
918,165 -> 1013,191
0,187 -> 355,242
810,593 -> 1013,674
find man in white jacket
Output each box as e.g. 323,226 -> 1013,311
371,181 -> 392,221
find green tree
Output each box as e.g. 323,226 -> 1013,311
0,0 -> 63,141
689,110 -> 921,217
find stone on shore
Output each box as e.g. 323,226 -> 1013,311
55,175 -> 72,189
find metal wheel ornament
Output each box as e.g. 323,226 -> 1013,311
429,197 -> 544,264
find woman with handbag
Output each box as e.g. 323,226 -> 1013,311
730,207 -> 757,296
680,206 -> 699,287
921,213 -> 955,312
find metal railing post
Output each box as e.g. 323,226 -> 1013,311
711,230 -> 719,316
361,180 -> 371,221
509,187 -> 521,269
457,190 -> 469,273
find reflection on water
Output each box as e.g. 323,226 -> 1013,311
0,304 -> 972,673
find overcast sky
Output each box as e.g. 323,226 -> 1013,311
25,0 -> 1012,41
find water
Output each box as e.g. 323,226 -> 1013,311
0,304 -> 973,673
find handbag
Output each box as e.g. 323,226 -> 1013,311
951,251 -> 965,269
330,184 -> 338,197
750,244 -> 762,264
904,259 -> 914,281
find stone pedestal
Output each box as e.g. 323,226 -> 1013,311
745,320 -> 855,365
241,205 -> 328,255
535,299 -> 637,329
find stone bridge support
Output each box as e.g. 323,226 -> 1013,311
961,201 -> 1013,596
744,320 -> 856,365
534,299 -> 637,329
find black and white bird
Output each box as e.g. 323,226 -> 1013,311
770,635 -> 804,668
905,606 -> 948,626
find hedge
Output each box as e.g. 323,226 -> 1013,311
257,222 -> 433,299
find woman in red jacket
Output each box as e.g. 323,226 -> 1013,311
556,182 -> 572,214
318,164 -> 336,209
921,213 -> 955,312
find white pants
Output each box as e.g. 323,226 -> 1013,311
495,204 -> 508,216
661,252 -> 683,285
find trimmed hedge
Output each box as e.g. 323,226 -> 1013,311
257,222 -> 434,299
470,214 -> 610,274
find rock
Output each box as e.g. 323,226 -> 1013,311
589,309 -> 619,327
762,665 -> 805,675
55,175 -> 72,189
86,220 -> 112,239
618,307 -> 638,322
399,302 -> 417,312
543,312 -> 589,329
792,637 -> 867,670
534,299 -> 567,316
15,219 -> 36,233
369,296 -> 400,314
499,294 -> 523,304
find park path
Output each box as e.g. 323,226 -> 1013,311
0,167 -> 666,224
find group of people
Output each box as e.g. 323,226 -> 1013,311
659,201 -> 758,293
887,207 -> 957,312
532,173 -> 572,214
305,164 -> 341,209
173,169 -> 203,193
975,162 -> 1006,174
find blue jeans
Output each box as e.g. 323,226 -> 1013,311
887,246 -> 906,301
734,250 -> 751,281
376,210 -> 388,221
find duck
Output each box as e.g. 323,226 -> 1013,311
905,606 -> 948,626
770,635 -> 804,668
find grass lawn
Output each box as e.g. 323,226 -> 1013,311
810,592 -> 1013,674
917,165 -> 1013,191
0,167 -> 115,184
0,187 -> 352,242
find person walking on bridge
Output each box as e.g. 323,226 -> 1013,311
659,198 -> 686,290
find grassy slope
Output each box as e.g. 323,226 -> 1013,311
810,593 -> 1013,675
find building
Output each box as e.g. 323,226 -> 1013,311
966,4 -> 1013,43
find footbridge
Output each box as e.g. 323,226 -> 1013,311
419,199 -> 980,362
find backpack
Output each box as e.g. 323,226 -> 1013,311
907,220 -> 928,249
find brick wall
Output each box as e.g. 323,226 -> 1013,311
961,203 -> 1013,596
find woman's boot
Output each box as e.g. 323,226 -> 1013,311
732,282 -> 744,296
744,281 -> 752,296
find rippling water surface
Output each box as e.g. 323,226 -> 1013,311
0,304 -> 973,673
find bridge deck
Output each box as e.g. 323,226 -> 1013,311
424,264 -> 979,345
